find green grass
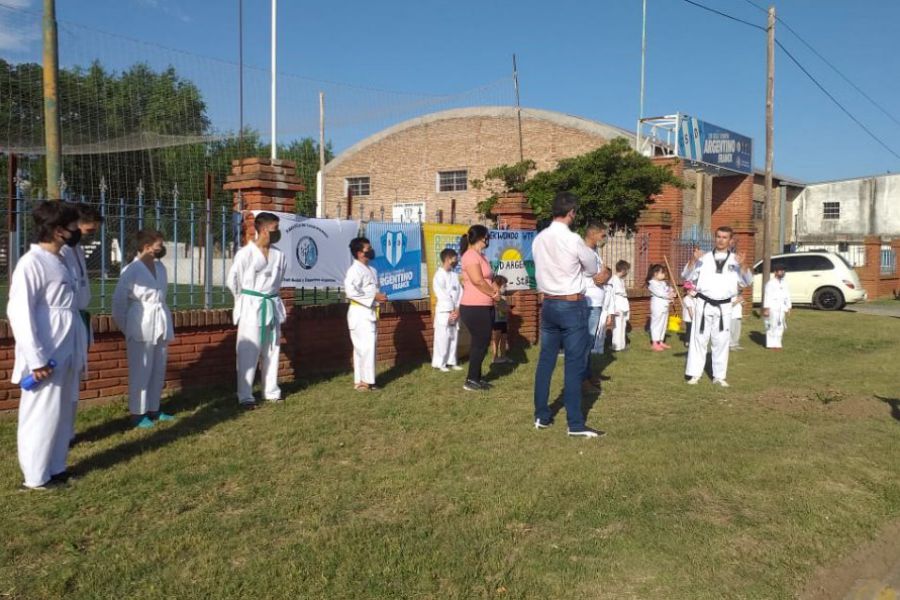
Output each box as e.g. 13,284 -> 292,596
1,310 -> 899,599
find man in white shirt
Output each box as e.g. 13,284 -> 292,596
763,263 -> 792,349
344,237 -> 388,391
532,192 -> 603,438
683,226 -> 752,387
227,212 -> 288,410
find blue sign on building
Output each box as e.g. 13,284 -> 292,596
676,114 -> 752,174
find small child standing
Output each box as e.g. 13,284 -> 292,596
431,248 -> 463,372
646,264 -> 675,351
610,260 -> 631,352
491,275 -> 513,365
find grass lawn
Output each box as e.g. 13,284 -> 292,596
1,309 -> 898,599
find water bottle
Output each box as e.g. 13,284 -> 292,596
21,359 -> 57,392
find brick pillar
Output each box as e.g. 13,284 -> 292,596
636,210 -> 673,267
858,235 -> 883,298
223,157 -> 306,381
711,174 -> 756,312
649,157 -> 685,236
492,192 -> 540,345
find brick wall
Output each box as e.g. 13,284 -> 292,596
855,236 -> 900,299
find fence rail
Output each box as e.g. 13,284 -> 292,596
882,246 -> 897,276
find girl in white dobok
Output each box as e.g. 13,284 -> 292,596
8,201 -> 87,490
112,229 -> 175,428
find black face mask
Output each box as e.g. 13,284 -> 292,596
154,247 -> 167,259
269,230 -> 281,245
483,240 -> 490,249
364,249 -> 376,260
63,228 -> 81,247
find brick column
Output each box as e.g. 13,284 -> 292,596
858,235 -> 883,298
636,210 -> 673,267
492,193 -> 540,345
711,174 -> 756,312
224,157 -> 306,381
649,157 -> 685,236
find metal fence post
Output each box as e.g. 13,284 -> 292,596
118,197 -> 125,275
155,198 -> 161,230
99,177 -> 108,312
221,205 -> 228,305
12,170 -> 23,271
173,183 -> 179,310
204,197 -> 212,308
137,179 -> 144,230
189,200 -> 195,307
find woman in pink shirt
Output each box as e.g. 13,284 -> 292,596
458,225 -> 499,391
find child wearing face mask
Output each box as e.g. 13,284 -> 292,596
431,248 -> 463,372
8,201 -> 88,489
112,229 -> 176,428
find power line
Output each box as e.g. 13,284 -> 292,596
740,0 -> 900,130
680,0 -> 900,161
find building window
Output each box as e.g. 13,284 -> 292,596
438,170 -> 468,192
346,176 -> 370,197
823,201 -> 840,220
753,200 -> 764,220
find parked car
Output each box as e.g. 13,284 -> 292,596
751,251 -> 867,310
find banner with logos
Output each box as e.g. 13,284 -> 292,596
485,229 -> 536,290
423,223 -> 468,309
676,114 -> 752,174
259,211 -> 360,288
364,221 -> 424,300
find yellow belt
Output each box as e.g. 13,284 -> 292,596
351,299 -> 380,320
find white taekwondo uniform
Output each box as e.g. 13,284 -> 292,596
9,244 -> 87,488
431,268 -> 461,369
113,258 -> 175,416
344,260 -> 380,385
227,243 -> 287,405
764,277 -> 792,348
60,242 -> 91,441
609,273 -> 630,351
648,279 -> 672,343
684,249 -> 751,381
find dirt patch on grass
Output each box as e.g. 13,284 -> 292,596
751,390 -> 889,420
798,518 -> 900,600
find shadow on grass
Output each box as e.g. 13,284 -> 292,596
875,395 -> 900,422
71,386 -> 241,478
749,331 -> 767,348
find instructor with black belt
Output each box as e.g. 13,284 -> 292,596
532,192 -> 604,438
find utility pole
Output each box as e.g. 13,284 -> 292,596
318,91 -> 326,218
238,0 -> 244,157
637,0 -> 647,154
513,54 -> 524,162
762,5 -> 775,306
42,0 -> 62,199
270,0 -> 277,160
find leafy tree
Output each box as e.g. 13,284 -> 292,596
476,138 -> 686,229
470,159 -> 536,217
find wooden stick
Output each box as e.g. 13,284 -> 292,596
664,255 -> 691,319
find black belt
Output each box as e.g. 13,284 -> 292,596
695,292 -> 733,333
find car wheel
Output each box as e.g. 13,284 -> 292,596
813,286 -> 844,311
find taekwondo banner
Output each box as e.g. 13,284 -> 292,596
364,221 -> 424,300
485,229 -> 536,290
258,211 -> 360,288
423,223 -> 468,308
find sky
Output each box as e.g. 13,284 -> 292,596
1,0 -> 899,183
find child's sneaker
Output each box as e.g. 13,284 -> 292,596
652,342 -> 665,352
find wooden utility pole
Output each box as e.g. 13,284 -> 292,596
762,5 -> 775,306
319,91 -> 326,217
513,54 -> 524,162
42,0 -> 62,199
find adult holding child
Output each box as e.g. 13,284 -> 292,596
458,225 -> 500,392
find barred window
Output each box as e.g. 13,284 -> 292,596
823,201 -> 840,220
752,200 -> 764,220
346,176 -> 370,197
438,170 -> 468,192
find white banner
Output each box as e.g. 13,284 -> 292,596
256,211 -> 360,288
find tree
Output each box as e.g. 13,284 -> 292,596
477,138 -> 686,229
470,159 -> 536,217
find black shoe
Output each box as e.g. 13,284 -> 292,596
50,470 -> 75,484
463,379 -> 484,392
534,418 -> 553,430
567,427 -> 606,439
478,379 -> 493,389
239,401 -> 258,411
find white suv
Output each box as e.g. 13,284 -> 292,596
751,251 -> 867,310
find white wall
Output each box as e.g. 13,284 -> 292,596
793,173 -> 900,241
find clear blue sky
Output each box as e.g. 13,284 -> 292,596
3,0 -> 900,182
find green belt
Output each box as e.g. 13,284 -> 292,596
242,290 -> 279,345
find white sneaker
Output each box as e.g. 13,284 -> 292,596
434,366 -> 450,373
450,365 -> 463,371
712,378 -> 730,388
686,377 -> 701,385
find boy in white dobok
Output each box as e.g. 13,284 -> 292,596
764,263 -> 792,350
59,203 -> 102,443
344,237 -> 388,391
112,230 -> 176,428
431,248 -> 463,372
683,226 -> 752,387
8,202 -> 87,489
609,260 -> 631,352
227,212 -> 287,410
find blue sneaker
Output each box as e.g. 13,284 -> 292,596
135,416 -> 155,429
155,412 -> 176,422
